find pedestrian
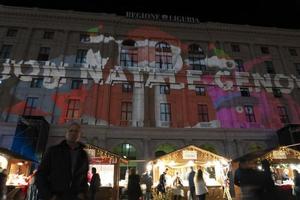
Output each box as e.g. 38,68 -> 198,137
188,167 -> 196,200
157,168 -> 168,195
239,160 -> 264,200
141,171 -> 153,200
127,168 -> 142,200
26,170 -> 38,200
194,169 -> 208,200
172,172 -> 184,200
293,169 -> 300,200
261,159 -> 277,200
89,167 -> 100,200
0,169 -> 7,200
36,122 -> 89,200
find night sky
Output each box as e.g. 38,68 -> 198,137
0,0 -> 299,29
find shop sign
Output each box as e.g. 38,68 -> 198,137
273,150 -> 287,159
182,150 -> 197,160
91,157 -> 118,164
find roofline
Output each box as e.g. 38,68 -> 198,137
151,144 -> 230,163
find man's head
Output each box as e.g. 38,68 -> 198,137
190,166 -> 194,172
164,168 -> 168,174
65,122 -> 81,144
92,167 -> 97,174
2,169 -> 7,175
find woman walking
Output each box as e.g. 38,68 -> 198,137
194,169 -> 208,200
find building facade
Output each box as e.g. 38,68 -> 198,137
1,5 -> 300,165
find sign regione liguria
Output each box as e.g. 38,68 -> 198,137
126,12 -> 201,24
183,150 -> 198,160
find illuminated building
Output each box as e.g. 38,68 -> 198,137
0,5 -> 300,170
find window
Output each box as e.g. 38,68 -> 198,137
71,79 -> 83,89
79,33 -> 90,42
75,49 -> 87,64
120,40 -> 138,67
23,97 -> 38,115
198,104 -> 209,122
272,88 -> 282,98
231,44 -> 240,52
295,63 -> 300,75
122,83 -> 133,93
6,29 -> 17,37
261,46 -> 270,54
37,47 -> 50,61
289,48 -> 298,56
121,102 -> 132,121
0,45 -> 12,59
244,105 -> 256,122
188,44 -> 206,71
235,59 -> 245,72
160,103 -> 171,122
66,99 -> 80,120
264,61 -> 275,74
160,85 -> 170,94
240,87 -> 250,97
30,78 -> 43,88
195,86 -> 206,96
155,42 -> 173,70
278,106 -> 289,124
43,31 -> 54,39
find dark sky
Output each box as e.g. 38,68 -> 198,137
1,0 -> 300,29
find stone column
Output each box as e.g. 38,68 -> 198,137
132,82 -> 144,127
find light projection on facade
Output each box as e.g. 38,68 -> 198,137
0,25 -> 299,130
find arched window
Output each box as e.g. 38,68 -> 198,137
188,44 -> 206,71
155,42 -> 173,70
120,40 -> 138,67
155,143 -> 176,158
113,143 -> 137,180
113,143 -> 137,160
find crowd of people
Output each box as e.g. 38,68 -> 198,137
234,158 -> 300,200
155,167 -> 208,200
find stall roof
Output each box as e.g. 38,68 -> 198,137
232,146 -> 300,164
0,147 -> 37,162
85,144 -> 128,164
151,145 -> 230,164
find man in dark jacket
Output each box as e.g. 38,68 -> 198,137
188,167 -> 196,200
89,167 -> 100,200
36,122 -> 89,200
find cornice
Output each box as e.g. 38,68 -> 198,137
0,5 -> 300,39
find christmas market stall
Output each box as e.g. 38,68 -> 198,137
232,146 -> 300,200
0,147 -> 35,186
84,144 -> 128,200
147,145 -> 231,200
0,147 -> 37,199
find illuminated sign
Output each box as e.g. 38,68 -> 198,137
126,12 -> 201,24
272,150 -> 287,159
182,150 -> 197,160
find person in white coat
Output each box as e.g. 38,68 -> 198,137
194,169 -> 208,200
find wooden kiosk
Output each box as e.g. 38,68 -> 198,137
0,147 -> 35,186
148,145 -> 231,200
0,147 -> 37,200
232,146 -> 300,200
85,144 -> 128,200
